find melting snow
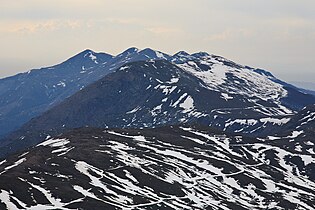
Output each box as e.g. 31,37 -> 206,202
288,131 -> 304,138
126,106 -> 141,114
155,51 -> 167,59
57,81 -> 66,87
119,66 -> 130,71
1,126 -> 314,209
221,93 -> 233,101
166,78 -> 179,84
177,56 -> 289,114
179,95 -> 194,113
88,53 -> 98,64
260,117 -> 290,125
37,138 -> 70,148
172,93 -> 188,107
225,119 -> 258,128
0,158 -> 26,175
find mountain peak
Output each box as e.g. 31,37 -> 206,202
75,49 -> 95,57
139,48 -> 170,60
64,49 -> 97,63
82,50 -> 97,62
253,68 -> 275,78
174,51 -> 191,57
63,49 -> 113,66
191,52 -> 210,58
119,47 -> 140,56
81,48 -> 94,53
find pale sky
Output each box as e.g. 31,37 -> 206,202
0,0 -> 314,83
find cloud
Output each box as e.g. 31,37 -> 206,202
1,20 -> 81,34
261,17 -> 315,41
205,29 -> 254,41
146,27 -> 181,36
105,17 -> 142,25
0,1 -> 315,82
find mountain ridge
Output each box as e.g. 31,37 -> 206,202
1,55 -> 314,157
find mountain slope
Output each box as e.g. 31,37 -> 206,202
0,49 -> 113,137
0,126 -> 314,209
285,105 -> 315,136
266,105 -> 315,159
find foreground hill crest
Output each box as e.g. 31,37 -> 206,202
0,126 -> 314,209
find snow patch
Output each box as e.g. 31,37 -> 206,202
221,93 -> 233,101
260,117 -> 290,125
37,138 -> 70,148
179,95 -> 195,113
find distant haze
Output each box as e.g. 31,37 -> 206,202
0,0 -> 314,83
290,81 -> 315,91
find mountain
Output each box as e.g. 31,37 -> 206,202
2,47 -> 314,139
0,47 -> 173,138
1,53 -> 315,157
0,49 -> 113,137
0,125 -> 314,209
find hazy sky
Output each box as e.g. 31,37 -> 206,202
1,0 -> 314,83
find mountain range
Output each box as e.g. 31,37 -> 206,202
0,48 -> 314,209
1,48 -> 314,138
